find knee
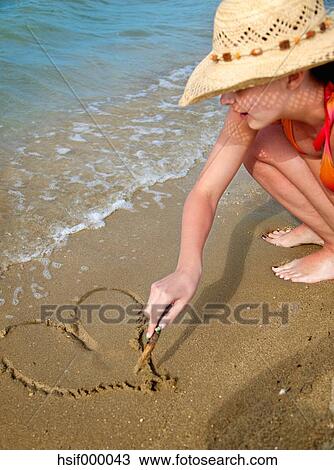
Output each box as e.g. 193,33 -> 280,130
250,141 -> 273,164
243,128 -> 279,171
243,155 -> 272,181
243,143 -> 272,176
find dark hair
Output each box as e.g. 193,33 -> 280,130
309,61 -> 334,84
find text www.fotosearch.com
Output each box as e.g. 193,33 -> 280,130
57,452 -> 278,467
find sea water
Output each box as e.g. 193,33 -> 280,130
1,0 -> 333,271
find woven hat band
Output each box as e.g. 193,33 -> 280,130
210,16 -> 333,63
178,0 -> 334,107
212,0 -> 326,55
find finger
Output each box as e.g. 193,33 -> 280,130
145,301 -> 173,339
147,316 -> 166,339
143,301 -> 157,340
157,300 -> 186,330
142,293 -> 159,322
146,319 -> 159,339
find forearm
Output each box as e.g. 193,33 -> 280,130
176,188 -> 217,274
175,109 -> 256,275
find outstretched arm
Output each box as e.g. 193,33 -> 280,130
145,109 -> 257,337
176,108 -> 257,272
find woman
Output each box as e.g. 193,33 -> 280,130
145,0 -> 334,338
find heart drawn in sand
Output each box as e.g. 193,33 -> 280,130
0,287 -> 176,399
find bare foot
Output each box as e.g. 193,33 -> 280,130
262,223 -> 324,247
272,246 -> 334,283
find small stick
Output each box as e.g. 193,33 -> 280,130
135,303 -> 173,374
135,326 -> 162,374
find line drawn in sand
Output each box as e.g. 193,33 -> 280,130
330,377 -> 334,416
0,287 -> 177,399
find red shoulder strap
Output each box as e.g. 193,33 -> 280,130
313,81 -> 334,152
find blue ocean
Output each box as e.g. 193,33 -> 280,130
1,0 -> 333,272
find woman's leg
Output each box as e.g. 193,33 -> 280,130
263,225 -> 323,247
244,157 -> 324,247
303,155 -> 334,206
243,123 -> 334,283
263,155 -> 334,247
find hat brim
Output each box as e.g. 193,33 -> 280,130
178,26 -> 334,107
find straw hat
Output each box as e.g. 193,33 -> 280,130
179,0 -> 334,107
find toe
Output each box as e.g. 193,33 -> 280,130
275,272 -> 285,278
272,265 -> 287,273
273,260 -> 296,272
282,271 -> 297,280
275,272 -> 293,280
262,235 -> 280,245
264,237 -> 279,245
278,271 -> 292,279
279,269 -> 293,277
267,232 -> 282,239
273,228 -> 291,235
276,266 -> 294,274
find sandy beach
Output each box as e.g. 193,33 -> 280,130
1,162 -> 334,450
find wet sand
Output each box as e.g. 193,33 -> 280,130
1,162 -> 334,450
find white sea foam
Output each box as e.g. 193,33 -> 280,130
132,114 -> 163,123
168,64 -> 194,82
56,146 -> 71,155
49,199 -> 135,249
68,175 -> 84,184
51,261 -> 62,269
38,257 -> 52,280
144,188 -> 172,209
87,104 -> 111,115
157,100 -> 179,110
3,59 -> 221,274
72,122 -> 91,133
8,190 -> 25,211
158,79 -> 182,90
12,287 -> 23,306
31,282 -> 48,299
70,134 -> 87,142
28,151 -> 42,157
86,179 -> 109,190
39,194 -> 57,201
13,179 -> 23,188
124,90 -> 148,99
127,125 -> 166,142
124,83 -> 158,100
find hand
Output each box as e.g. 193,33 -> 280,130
143,267 -> 201,338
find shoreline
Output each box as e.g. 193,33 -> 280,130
1,163 -> 334,449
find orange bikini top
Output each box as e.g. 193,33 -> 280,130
282,81 -> 334,191
281,118 -> 307,155
313,81 -> 334,192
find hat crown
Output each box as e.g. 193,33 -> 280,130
213,0 -> 326,54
